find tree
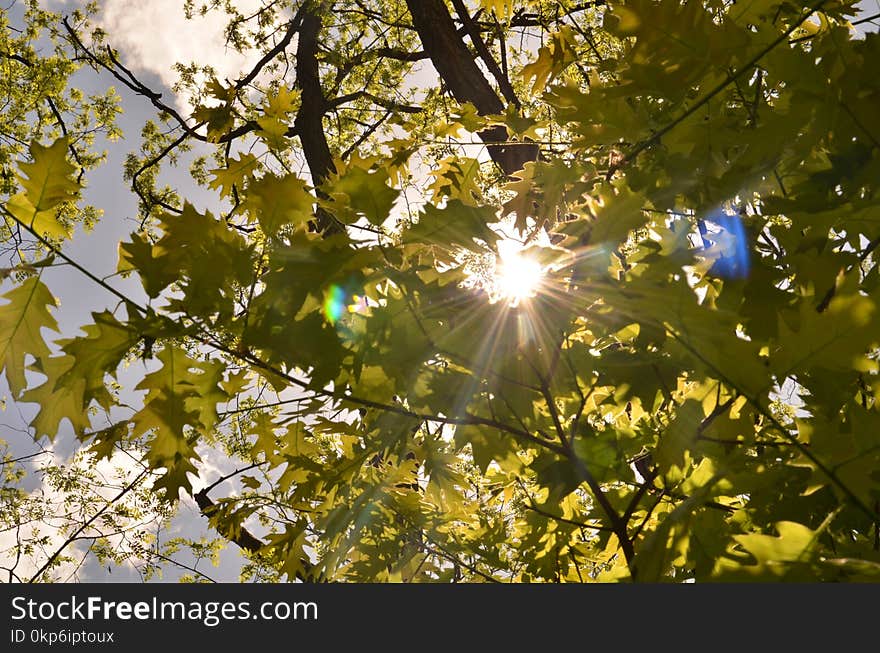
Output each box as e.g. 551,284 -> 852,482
1,0 -> 879,582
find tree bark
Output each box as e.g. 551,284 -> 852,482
295,9 -> 335,185
405,0 -> 538,176
294,4 -> 341,234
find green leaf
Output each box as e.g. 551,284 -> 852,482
714,517 -> 835,581
404,200 -> 500,255
88,421 -> 129,460
264,85 -> 299,116
247,172 -> 315,235
208,153 -> 259,198
427,157 -> 483,206
244,233 -> 373,369
256,115 -> 291,151
772,292 -> 878,377
796,408 -> 880,506
119,204 -> 253,316
0,277 -> 58,397
17,138 -> 79,211
264,523 -> 310,581
654,399 -> 704,474
131,346 -> 226,500
136,346 -> 230,432
241,475 -> 262,490
322,162 -> 399,226
6,138 -> 79,239
585,181 -> 650,247
635,474 -> 720,582
194,105 -> 234,141
521,26 -> 578,95
22,354 -> 92,439
55,310 -> 139,412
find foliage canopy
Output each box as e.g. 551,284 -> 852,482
2,0 -> 880,582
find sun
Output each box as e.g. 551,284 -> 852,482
461,234 -> 549,306
493,241 -> 545,307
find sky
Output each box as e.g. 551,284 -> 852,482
2,0 -> 879,583
1,0 -> 449,584
1,0 -> 269,583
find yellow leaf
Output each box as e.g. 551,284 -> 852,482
521,27 -> 578,95
5,138 -> 79,239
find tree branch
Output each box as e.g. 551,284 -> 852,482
234,7 -> 306,90
193,486 -> 315,582
61,17 -> 205,141
405,0 -> 537,176
530,363 -> 635,574
449,0 -> 520,107
329,90 -> 421,113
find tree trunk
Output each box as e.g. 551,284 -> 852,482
295,5 -> 341,234
405,0 -> 538,176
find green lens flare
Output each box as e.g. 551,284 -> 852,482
323,285 -> 346,324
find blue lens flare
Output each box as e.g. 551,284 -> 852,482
704,210 -> 750,279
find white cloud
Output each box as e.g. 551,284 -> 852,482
43,0 -> 267,112
0,447 -> 165,582
97,0 -> 264,111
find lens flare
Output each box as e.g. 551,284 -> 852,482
704,210 -> 750,279
495,251 -> 544,307
323,285 -> 346,324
